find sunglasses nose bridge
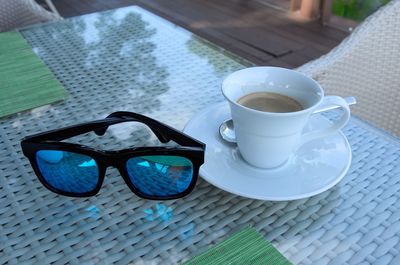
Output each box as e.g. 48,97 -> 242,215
101,151 -> 125,169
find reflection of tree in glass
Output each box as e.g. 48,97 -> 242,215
85,11 -> 169,112
30,9 -> 169,116
26,10 -> 170,148
186,36 -> 247,78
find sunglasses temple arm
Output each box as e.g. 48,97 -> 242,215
21,119 -> 123,142
98,112 -> 205,148
21,118 -> 167,144
22,113 -> 204,149
94,118 -> 169,143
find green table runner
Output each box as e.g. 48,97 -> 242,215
0,31 -> 68,118
183,226 -> 292,265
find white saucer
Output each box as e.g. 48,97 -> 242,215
184,102 -> 352,201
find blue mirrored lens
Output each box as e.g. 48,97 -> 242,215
126,155 -> 193,197
36,150 -> 99,194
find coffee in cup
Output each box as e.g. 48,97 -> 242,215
237,92 -> 303,113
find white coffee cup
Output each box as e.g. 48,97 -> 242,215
222,67 -> 350,169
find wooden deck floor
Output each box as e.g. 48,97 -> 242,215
52,0 -> 349,68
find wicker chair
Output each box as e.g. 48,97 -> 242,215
0,0 -> 61,32
298,0 -> 400,136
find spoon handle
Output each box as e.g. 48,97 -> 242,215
313,96 -> 356,114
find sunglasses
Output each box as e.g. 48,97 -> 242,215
21,111 -> 205,200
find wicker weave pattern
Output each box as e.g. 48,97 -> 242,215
0,0 -> 61,32
0,6 -> 399,265
298,0 -> 400,136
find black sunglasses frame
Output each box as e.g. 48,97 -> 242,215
21,112 -> 205,200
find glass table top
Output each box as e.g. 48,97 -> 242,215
21,6 -> 249,131
0,5 -> 399,265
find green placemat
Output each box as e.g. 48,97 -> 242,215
183,226 -> 292,265
0,31 -> 68,118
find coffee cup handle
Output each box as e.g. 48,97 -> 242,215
299,95 -> 350,146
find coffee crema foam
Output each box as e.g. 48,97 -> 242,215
237,92 -> 303,113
